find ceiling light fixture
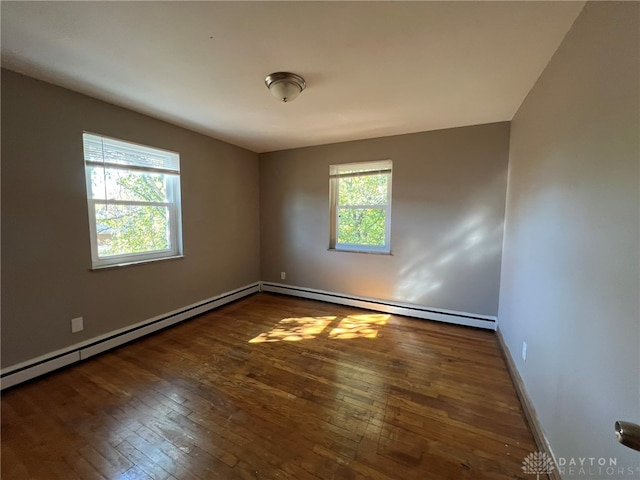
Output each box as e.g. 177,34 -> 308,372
265,72 -> 306,103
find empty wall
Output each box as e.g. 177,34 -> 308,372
1,69 -> 261,368
260,122 -> 510,317
498,2 -> 639,474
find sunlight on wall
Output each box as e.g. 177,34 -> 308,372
395,206 -> 503,304
249,314 -> 390,343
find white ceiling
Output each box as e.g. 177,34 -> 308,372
1,1 -> 584,153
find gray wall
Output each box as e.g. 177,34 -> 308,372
1,69 -> 261,368
498,2 -> 639,474
260,123 -> 510,317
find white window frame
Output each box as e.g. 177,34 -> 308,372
329,159 -> 392,253
82,132 -> 183,269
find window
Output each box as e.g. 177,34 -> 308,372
83,133 -> 183,268
329,160 -> 392,253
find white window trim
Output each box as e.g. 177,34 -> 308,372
329,159 -> 392,254
83,132 -> 183,269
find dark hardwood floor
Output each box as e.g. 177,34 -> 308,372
1,293 -> 541,479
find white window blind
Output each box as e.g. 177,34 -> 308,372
329,160 -> 392,178
83,133 -> 180,173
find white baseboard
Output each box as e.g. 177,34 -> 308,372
496,328 -> 561,480
260,282 -> 497,330
0,282 -> 260,390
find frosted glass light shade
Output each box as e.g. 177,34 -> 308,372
265,72 -> 306,103
269,80 -> 301,102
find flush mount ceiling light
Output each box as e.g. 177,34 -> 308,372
265,72 -> 306,103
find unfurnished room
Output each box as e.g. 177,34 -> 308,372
1,1 -> 639,479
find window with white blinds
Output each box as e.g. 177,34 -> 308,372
83,132 -> 183,268
329,159 -> 392,253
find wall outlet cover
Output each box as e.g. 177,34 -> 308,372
71,317 -> 84,333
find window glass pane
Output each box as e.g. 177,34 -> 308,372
95,203 -> 170,257
338,174 -> 388,206
337,208 -> 386,246
89,167 -> 169,202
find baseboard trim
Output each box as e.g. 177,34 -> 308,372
0,282 -> 260,390
260,282 -> 497,330
496,328 -> 561,480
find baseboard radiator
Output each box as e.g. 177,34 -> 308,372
260,282 -> 497,330
2,282 -> 498,390
0,283 -> 260,390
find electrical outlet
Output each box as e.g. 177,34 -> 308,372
281,272 -> 286,280
71,317 -> 84,333
522,341 -> 527,362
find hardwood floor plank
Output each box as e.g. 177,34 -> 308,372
0,445 -> 31,479
2,293 -> 539,479
76,442 -> 133,478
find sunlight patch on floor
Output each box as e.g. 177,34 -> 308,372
249,313 -> 389,343
248,316 -> 336,343
329,314 -> 390,340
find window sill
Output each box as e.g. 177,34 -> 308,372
328,248 -> 393,256
90,255 -> 184,271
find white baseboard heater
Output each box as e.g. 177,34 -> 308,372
260,282 -> 497,331
0,283 -> 260,390
2,281 -> 496,390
